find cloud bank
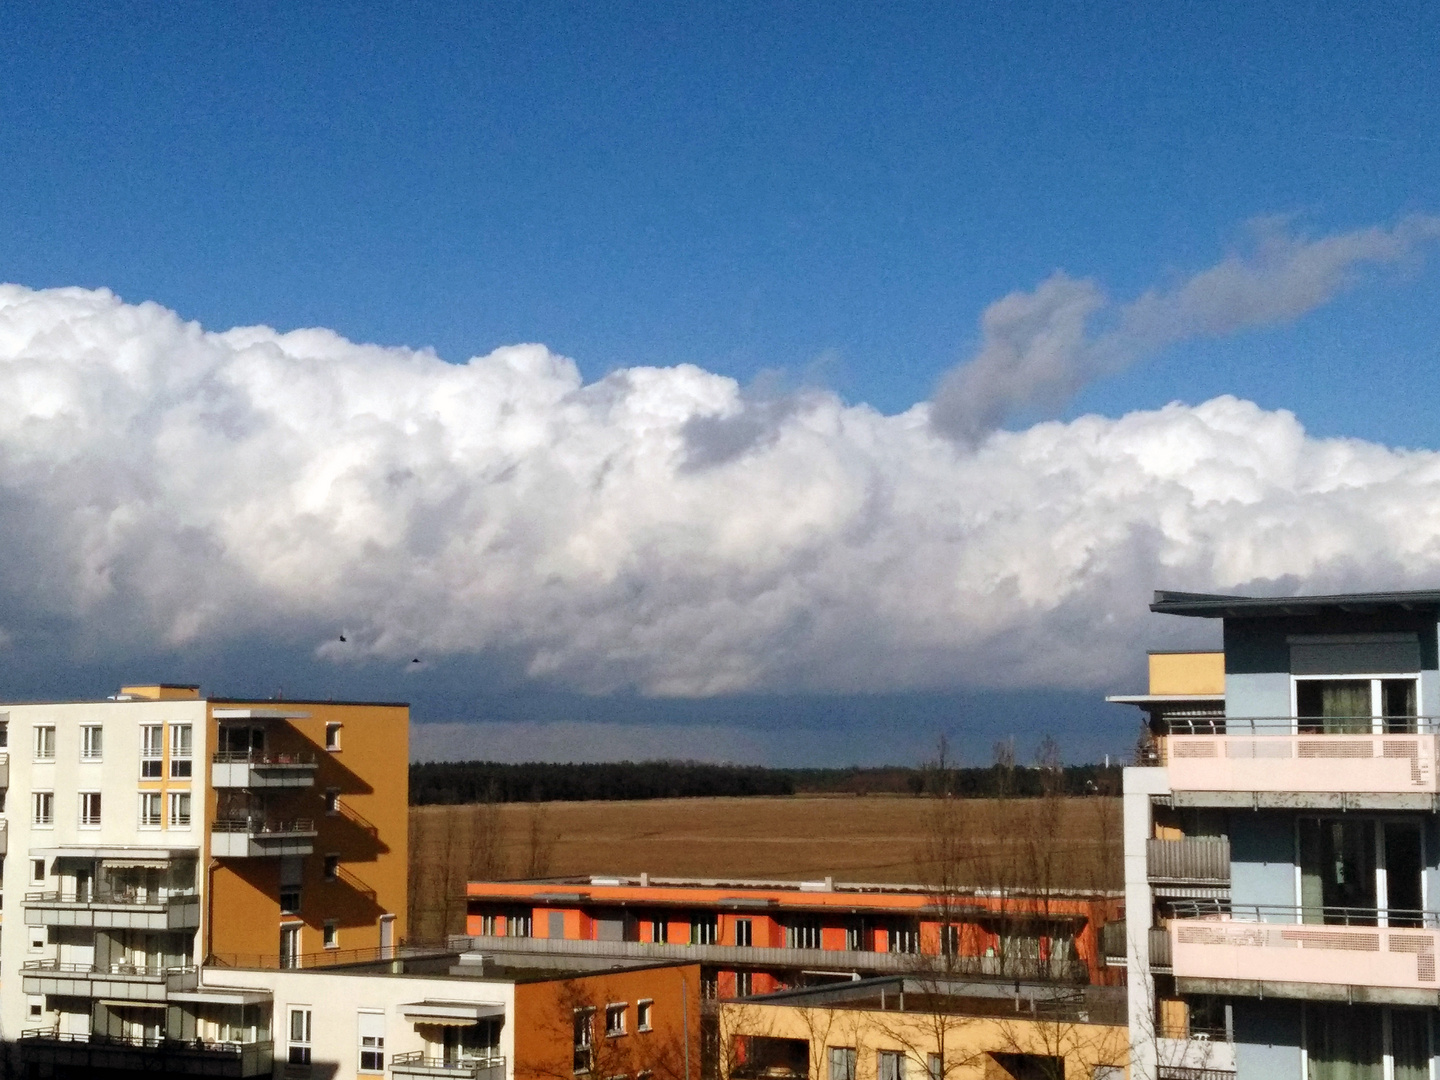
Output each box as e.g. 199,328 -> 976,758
931,215 -> 1440,443
3,279 -> 1440,700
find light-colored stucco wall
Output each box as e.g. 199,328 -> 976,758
1148,652 -> 1224,696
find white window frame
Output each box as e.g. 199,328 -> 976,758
168,790 -> 192,829
325,787 -> 340,815
80,724 -> 103,761
324,853 -> 340,882
141,724 -> 163,778
280,923 -> 303,969
28,930 -> 45,953
79,791 -> 102,829
287,1006 -> 313,1064
636,1000 -> 652,1032
169,723 -> 193,778
280,888 -> 302,916
31,790 -> 53,828
325,722 -> 342,751
605,1003 -> 627,1037
138,791 -> 162,829
32,725 -> 55,761
30,858 -> 45,885
1289,672 -> 1423,733
358,1010 -> 386,1073
323,919 -> 339,949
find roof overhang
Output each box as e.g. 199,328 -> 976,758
212,708 -> 312,720
1150,589 -> 1440,619
1105,694 -> 1225,706
172,988 -> 273,1005
33,846 -> 199,860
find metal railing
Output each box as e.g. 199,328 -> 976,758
212,750 -> 316,766
1168,899 -> 1440,928
1147,838 -> 1230,883
212,818 -> 316,835
21,959 -> 198,979
25,888 -> 198,907
392,1051 -> 506,1077
1165,716 -> 1440,735
454,934 -> 1091,983
208,941 -> 450,970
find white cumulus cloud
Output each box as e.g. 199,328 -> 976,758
2,282 -> 1440,699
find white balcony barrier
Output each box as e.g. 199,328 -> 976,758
1167,730 -> 1437,794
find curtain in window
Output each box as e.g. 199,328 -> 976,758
1307,1004 -> 1382,1080
1321,681 -> 1372,734
1390,1009 -> 1429,1080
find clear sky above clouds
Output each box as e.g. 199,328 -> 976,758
2,1 -> 1439,764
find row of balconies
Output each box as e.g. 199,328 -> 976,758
23,889 -> 201,930
16,1030 -> 274,1078
0,750 -> 316,791
20,959 -> 199,1001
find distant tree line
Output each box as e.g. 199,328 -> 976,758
408,758 -> 1122,805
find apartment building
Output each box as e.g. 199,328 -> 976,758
464,877 -> 1124,998
1115,589 -> 1440,1080
0,683 -> 408,1074
719,975 -> 1127,1080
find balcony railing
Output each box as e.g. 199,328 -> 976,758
211,752 -> 318,790
213,750 -> 316,765
391,1051 -> 506,1079
211,818 -> 317,858
1147,838 -> 1230,884
1168,903 -> 1440,993
24,889 -> 201,930
21,959 -> 198,980
21,959 -> 199,1000
1164,719 -> 1440,796
17,1029 -> 273,1077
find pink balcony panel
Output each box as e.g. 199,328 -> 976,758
1171,918 -> 1438,991
1166,734 -> 1437,794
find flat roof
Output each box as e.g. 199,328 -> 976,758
0,695 -> 409,708
1151,589 -> 1440,619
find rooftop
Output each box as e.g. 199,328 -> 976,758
1151,588 -> 1440,619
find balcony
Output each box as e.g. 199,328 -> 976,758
211,818 -> 317,858
1168,902 -> 1440,1002
211,751 -> 318,790
1164,718 -> 1440,807
17,1030 -> 273,1077
24,889 -> 201,930
1147,838 -> 1230,896
0,750 -> 9,788
21,959 -> 199,1001
392,1053 -> 506,1080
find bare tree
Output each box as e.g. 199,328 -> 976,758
524,802 -> 559,878
467,782 -> 507,881
519,977 -> 693,1080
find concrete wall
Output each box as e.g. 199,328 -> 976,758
1149,652 -> 1224,696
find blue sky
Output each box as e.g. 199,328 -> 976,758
2,2 -> 1439,764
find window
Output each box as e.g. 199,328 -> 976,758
139,791 -> 162,828
287,1007 -> 313,1064
636,1000 -> 652,1031
1296,676 -> 1420,734
700,974 -> 718,1000
829,1048 -> 857,1080
735,971 -> 752,996
509,911 -> 533,938
846,923 -> 870,951
27,997 -> 42,1021
878,1051 -> 906,1080
324,920 -> 338,949
605,1003 -> 627,1037
941,924 -> 960,956
887,923 -> 919,954
169,724 -> 192,777
734,918 -> 752,947
0,718 -> 8,747
280,889 -> 302,915
31,791 -> 53,827
32,725 -> 54,760
325,722 -> 342,751
29,930 -> 44,952
573,1008 -> 595,1073
80,725 -> 102,760
168,791 -> 191,828
927,1054 -> 942,1080
141,724 -> 163,778
786,920 -> 821,950
29,858 -> 45,885
481,914 -> 498,935
281,924 -> 302,969
324,854 -> 340,881
325,788 -> 340,815
359,1011 -> 386,1073
650,917 -> 668,944
79,791 -> 101,828
690,915 -> 718,945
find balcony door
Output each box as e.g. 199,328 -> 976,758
1299,818 -> 1424,925
1295,677 -> 1418,734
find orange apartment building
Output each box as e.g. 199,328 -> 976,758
465,876 -> 1124,998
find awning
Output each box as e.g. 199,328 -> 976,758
171,988 -> 273,1005
101,859 -> 171,869
402,1001 -> 505,1025
33,846 -> 199,861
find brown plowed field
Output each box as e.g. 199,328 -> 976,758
406,795 -> 1121,942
